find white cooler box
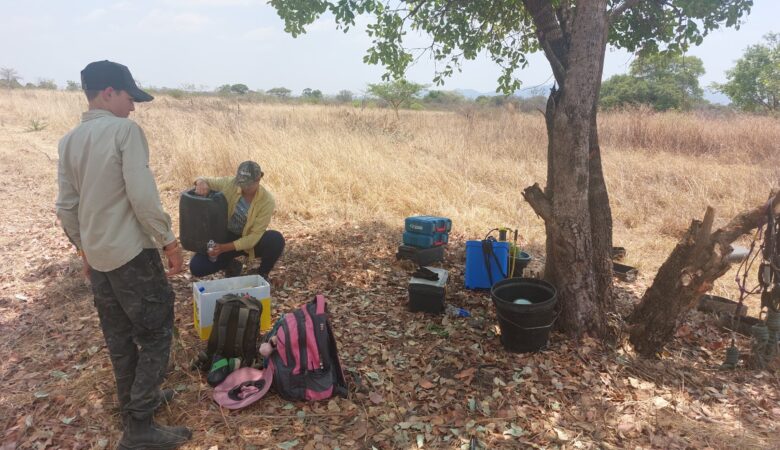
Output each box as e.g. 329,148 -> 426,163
192,274 -> 271,340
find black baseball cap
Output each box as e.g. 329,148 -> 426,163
80,60 -> 154,102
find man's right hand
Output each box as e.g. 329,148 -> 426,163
164,244 -> 184,277
194,179 -> 210,196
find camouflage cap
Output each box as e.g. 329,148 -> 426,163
235,161 -> 263,187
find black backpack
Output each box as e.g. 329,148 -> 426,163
206,293 -> 262,367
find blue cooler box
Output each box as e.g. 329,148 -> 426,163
403,231 -> 449,248
404,216 -> 452,235
465,240 -> 510,289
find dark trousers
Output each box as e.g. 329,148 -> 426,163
189,229 -> 284,278
89,249 -> 174,421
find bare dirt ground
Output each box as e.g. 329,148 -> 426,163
0,123 -> 778,449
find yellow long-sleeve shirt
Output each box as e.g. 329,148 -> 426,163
198,176 -> 275,260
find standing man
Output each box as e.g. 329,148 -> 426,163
56,60 -> 191,449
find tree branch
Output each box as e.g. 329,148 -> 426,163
609,0 -> 645,22
523,0 -> 567,85
406,0 -> 428,19
523,183 -> 553,223
713,189 -> 780,245
556,0 -> 573,39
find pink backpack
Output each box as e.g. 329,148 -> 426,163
213,294 -> 347,409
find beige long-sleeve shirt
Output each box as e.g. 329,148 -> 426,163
56,109 -> 175,272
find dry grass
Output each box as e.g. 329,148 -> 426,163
1,89 -> 779,449
1,89 -> 778,308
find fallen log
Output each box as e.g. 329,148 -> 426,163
628,190 -> 780,358
697,294 -> 748,317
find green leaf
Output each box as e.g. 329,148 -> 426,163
504,423 -> 525,437
51,370 -> 68,380
277,440 -> 299,449
61,416 -> 76,425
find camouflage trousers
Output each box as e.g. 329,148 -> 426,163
89,249 -> 174,421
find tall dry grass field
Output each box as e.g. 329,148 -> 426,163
2,89 -> 778,310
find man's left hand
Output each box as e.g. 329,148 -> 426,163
208,243 -> 225,258
80,252 -> 91,280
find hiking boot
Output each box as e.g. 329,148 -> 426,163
117,416 -> 191,449
223,259 -> 243,278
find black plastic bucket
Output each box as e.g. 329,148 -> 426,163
491,278 -> 557,353
509,251 -> 532,278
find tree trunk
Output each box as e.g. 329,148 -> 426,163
523,0 -> 612,338
628,193 -> 780,357
587,27 -> 616,340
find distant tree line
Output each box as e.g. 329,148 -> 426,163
600,53 -> 706,111
3,33 -> 776,114
598,32 -> 779,114
149,78 -> 549,113
714,33 -> 779,113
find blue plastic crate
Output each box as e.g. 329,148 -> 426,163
404,216 -> 452,235
403,231 -> 449,248
465,240 -> 509,289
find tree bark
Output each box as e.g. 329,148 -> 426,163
587,24 -> 616,340
523,0 -> 611,338
628,192 -> 780,357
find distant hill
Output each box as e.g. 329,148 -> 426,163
703,88 -> 729,105
456,86 -> 552,99
456,86 -> 730,105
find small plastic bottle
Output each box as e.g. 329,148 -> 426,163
445,304 -> 471,318
207,240 -> 217,262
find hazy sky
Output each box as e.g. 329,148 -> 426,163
1,0 -> 776,95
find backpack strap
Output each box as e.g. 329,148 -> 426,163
302,301 -> 322,370
294,308 -> 308,373
234,307 -> 249,360
215,300 -> 233,356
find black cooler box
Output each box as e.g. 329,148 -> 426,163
396,244 -> 445,265
408,267 -> 449,313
